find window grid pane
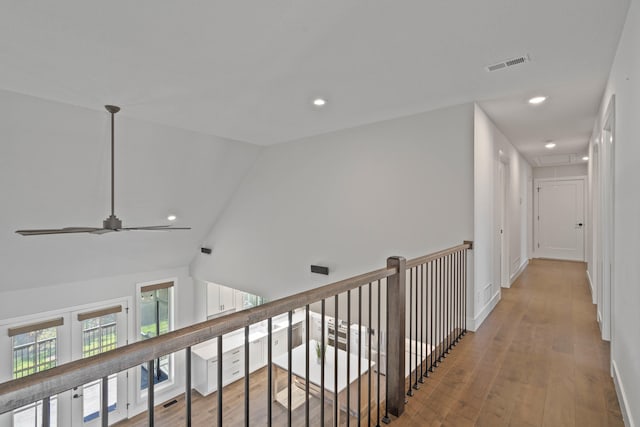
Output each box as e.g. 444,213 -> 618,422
12,328 -> 57,379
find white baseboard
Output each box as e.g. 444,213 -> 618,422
467,291 -> 501,331
586,269 -> 596,304
612,359 -> 635,427
509,259 -> 529,287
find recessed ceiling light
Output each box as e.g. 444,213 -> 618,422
545,142 -> 556,149
582,156 -> 589,161
312,98 -> 327,107
167,215 -> 177,221
529,96 -> 547,105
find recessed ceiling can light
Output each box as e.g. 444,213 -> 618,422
312,98 -> 326,107
582,156 -> 589,161
529,96 -> 547,105
167,215 -> 177,221
545,142 -> 556,149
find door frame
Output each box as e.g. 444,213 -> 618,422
597,96 -> 615,342
533,176 -> 587,261
497,158 -> 510,288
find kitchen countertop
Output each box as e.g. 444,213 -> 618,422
192,310 -> 306,360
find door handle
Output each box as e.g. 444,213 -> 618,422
73,393 -> 82,399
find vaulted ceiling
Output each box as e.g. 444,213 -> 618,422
0,1 -> 631,290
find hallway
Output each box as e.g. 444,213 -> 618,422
395,259 -> 623,426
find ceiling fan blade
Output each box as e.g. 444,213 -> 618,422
15,227 -> 101,236
120,225 -> 192,231
90,228 -> 115,235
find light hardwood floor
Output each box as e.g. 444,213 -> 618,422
393,259 -> 624,427
116,259 -> 623,426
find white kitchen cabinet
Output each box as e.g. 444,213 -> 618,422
192,343 -> 245,396
207,282 -> 236,316
248,337 -> 266,373
272,328 -> 288,358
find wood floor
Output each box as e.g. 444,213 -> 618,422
116,259 -> 624,426
394,259 -> 623,427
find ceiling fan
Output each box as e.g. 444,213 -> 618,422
16,105 -> 191,236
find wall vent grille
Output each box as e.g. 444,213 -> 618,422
486,54 -> 531,72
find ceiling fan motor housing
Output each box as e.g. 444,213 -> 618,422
103,215 -> 122,230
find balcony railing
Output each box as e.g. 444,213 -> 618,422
0,241 -> 472,426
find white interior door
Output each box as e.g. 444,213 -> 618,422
535,178 -> 585,261
70,302 -> 128,426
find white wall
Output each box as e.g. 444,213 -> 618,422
533,164 -> 588,179
0,266 -> 196,424
473,105 -> 532,330
589,2 -> 640,425
192,103 -> 475,302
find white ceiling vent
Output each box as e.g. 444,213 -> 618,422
486,54 -> 531,72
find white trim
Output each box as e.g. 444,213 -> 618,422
466,291 -> 501,331
586,269 -> 596,305
509,259 -> 529,287
612,359 -> 635,427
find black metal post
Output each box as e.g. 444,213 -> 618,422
185,347 -> 192,427
148,360 -> 155,427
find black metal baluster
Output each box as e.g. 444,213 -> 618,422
376,280 -> 382,427
217,337 -> 223,427
305,305 -> 310,427
102,376 -> 108,427
347,290 -> 351,427
186,347 -> 192,427
358,286 -> 362,427
321,300 -> 326,427
368,282 -> 373,427
453,251 -> 459,344
407,268 -> 414,397
445,254 -> 450,355
458,251 -> 462,340
334,295 -> 339,427
439,257 -> 444,362
419,264 -> 425,382
414,266 -> 420,389
245,326 -> 250,427
288,310 -> 293,427
381,280 -> 390,425
268,319 -> 273,427
43,396 -> 50,427
448,254 -> 452,349
148,360 -> 155,427
464,249 -> 468,335
429,260 -> 434,372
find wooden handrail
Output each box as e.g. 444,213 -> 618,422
0,241 -> 472,414
405,241 -> 472,269
0,266 -> 396,413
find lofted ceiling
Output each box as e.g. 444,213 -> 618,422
0,1 -> 630,149
0,1 -> 631,292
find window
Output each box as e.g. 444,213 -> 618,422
9,318 -> 63,427
139,282 -> 173,389
12,327 -> 57,379
82,313 -> 117,357
78,308 -> 121,423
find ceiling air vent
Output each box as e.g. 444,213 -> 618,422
486,54 -> 531,72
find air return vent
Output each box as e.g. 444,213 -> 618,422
486,54 -> 531,72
